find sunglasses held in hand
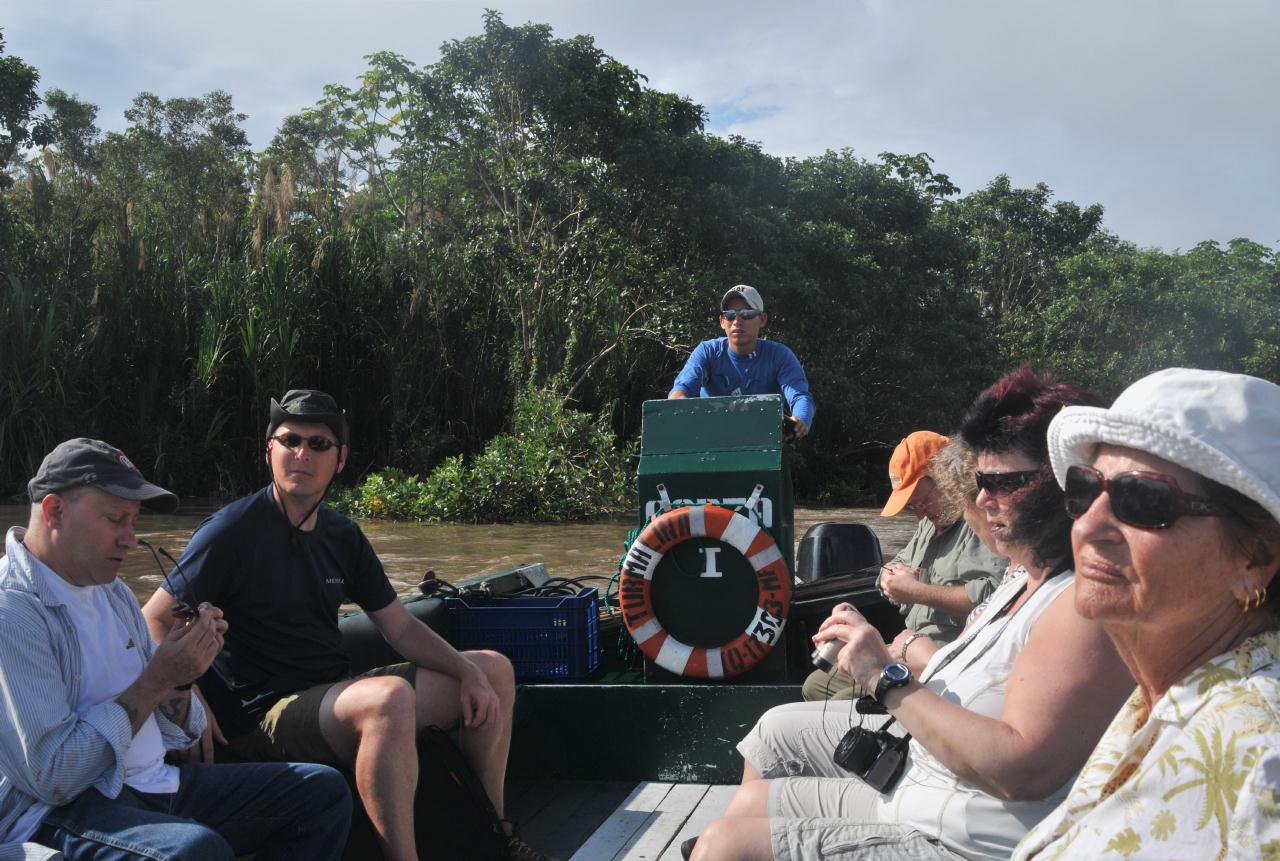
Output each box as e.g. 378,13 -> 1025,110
1064,464 -> 1228,529
139,539 -> 198,620
271,432 -> 340,452
138,539 -> 202,690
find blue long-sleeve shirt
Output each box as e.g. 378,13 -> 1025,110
670,337 -> 816,429
0,528 -> 205,846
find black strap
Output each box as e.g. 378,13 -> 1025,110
272,480 -> 331,551
869,566 -> 1069,748
919,581 -> 1027,684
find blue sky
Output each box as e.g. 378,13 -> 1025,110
6,0 -> 1278,251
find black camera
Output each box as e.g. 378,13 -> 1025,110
833,721 -> 911,793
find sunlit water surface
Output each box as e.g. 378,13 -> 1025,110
0,503 -> 915,606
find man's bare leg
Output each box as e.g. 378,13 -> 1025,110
412,649 -> 516,817
319,675 -> 420,861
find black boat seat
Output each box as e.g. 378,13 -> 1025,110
339,595 -> 448,676
795,522 -> 883,583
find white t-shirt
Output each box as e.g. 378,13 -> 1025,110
42,573 -> 179,795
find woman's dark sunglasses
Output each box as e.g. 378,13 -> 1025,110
974,470 -> 1039,495
1064,464 -> 1228,529
721,308 -> 762,321
271,432 -> 339,452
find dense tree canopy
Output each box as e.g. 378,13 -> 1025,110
1,14 -> 1276,512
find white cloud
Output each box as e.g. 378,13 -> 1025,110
5,0 -> 1278,249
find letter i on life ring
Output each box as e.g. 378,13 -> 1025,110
619,504 -> 791,678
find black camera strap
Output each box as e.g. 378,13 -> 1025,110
919,582 -> 1027,684
854,579 -> 1031,732
840,566 -> 1070,793
852,575 -> 1029,717
923,563 -> 1072,687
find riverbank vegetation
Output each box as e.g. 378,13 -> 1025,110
1,16 -> 1277,516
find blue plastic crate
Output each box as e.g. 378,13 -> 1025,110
445,588 -> 600,681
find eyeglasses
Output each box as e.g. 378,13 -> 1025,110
721,308 -> 762,321
1064,464 -> 1227,530
271,432 -> 339,452
975,470 -> 1039,496
908,481 -> 939,513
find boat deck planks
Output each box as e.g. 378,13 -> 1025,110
556,781 -> 734,861
657,785 -> 737,861
508,779 -> 637,860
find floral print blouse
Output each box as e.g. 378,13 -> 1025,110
1013,630 -> 1280,860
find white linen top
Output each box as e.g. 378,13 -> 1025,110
1013,630 -> 1280,860
876,568 -> 1076,861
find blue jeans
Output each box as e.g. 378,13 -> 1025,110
33,761 -> 351,861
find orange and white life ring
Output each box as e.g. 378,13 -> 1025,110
619,504 -> 791,679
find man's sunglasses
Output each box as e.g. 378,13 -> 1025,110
270,432 -> 340,452
721,308 -> 762,321
1064,464 -> 1227,530
974,470 -> 1039,496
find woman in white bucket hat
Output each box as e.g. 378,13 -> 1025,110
1014,367 -> 1280,859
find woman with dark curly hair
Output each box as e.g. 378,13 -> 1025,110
688,367 -> 1136,861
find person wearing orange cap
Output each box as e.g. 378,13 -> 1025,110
802,431 -> 1006,700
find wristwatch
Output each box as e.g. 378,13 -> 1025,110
873,661 -> 912,705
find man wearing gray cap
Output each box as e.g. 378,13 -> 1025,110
142,390 -> 546,861
669,284 -> 816,438
0,438 -> 352,860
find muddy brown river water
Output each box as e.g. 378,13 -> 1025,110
0,503 -> 916,605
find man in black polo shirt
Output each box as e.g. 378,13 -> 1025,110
142,390 -> 546,861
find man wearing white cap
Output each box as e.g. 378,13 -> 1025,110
669,284 -> 816,438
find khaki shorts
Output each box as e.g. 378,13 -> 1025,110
768,767 -> 963,859
771,817 -> 965,861
745,704 -> 965,860
225,662 -> 418,767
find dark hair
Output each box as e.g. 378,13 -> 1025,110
1200,477 -> 1280,617
959,366 -> 1101,463
960,366 -> 1103,568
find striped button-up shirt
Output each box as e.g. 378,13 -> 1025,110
0,527 -> 205,845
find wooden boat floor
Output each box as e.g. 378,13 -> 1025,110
507,780 -> 735,860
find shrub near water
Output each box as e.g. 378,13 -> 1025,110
332,388 -> 634,522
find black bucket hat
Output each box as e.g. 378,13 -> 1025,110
28,438 -> 180,513
267,389 -> 348,445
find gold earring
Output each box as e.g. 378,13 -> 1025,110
1240,586 -> 1267,613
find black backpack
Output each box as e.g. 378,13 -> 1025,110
344,725 -> 508,860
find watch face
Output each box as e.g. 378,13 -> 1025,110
884,662 -> 911,684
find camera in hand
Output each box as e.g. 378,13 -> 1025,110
834,721 -> 911,793
810,639 -> 841,671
